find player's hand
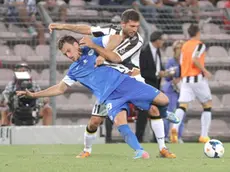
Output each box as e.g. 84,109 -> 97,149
95,56 -> 105,67
16,89 -> 34,98
49,23 -> 64,33
79,36 -> 94,48
203,70 -> 212,79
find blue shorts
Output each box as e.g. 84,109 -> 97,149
105,77 -> 160,122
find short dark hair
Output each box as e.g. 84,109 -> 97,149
150,31 -> 163,42
188,24 -> 200,37
121,9 -> 140,23
58,35 -> 79,50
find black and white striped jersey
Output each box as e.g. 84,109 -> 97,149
91,24 -> 144,72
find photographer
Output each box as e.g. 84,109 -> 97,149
1,63 -> 52,126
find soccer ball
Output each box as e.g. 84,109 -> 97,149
204,139 -> 225,158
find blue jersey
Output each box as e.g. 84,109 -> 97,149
62,37 -> 128,103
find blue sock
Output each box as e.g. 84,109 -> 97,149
118,124 -> 143,151
157,105 -> 169,118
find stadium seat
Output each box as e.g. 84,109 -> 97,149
0,31 -> 17,39
56,95 -> 69,109
0,45 -> 12,56
35,45 -> 50,60
214,70 -> 230,81
222,94 -> 230,109
26,56 -> 44,62
14,44 -> 36,60
0,69 -> 13,86
182,23 -> 191,38
209,120 -> 230,137
207,46 -> 228,58
203,23 -> 221,34
217,0 -> 226,8
56,70 -> 64,81
185,119 -> 200,135
69,0 -> 85,6
56,118 -> 73,125
0,22 -> 8,32
212,95 -> 223,111
36,69 -> 49,86
31,70 -> 40,81
198,0 -> 214,9
76,118 -> 89,125
189,100 -> 202,112
0,55 -> 21,62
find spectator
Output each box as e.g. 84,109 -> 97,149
5,0 -> 46,44
138,32 -> 170,139
99,0 -> 135,5
1,63 -> 52,126
38,0 -> 67,22
161,40 -> 185,143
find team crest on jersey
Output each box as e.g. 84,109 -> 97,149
118,48 -> 126,55
88,49 -> 94,56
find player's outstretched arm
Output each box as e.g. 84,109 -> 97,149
16,81 -> 69,98
49,23 -> 91,35
80,36 -> 122,63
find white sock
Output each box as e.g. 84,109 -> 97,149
201,111 -> 211,137
83,129 -> 97,153
172,108 -> 185,131
151,119 -> 166,151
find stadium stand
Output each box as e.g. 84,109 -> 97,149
0,0 -> 230,141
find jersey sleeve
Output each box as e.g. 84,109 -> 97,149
192,43 -> 206,58
92,36 -> 110,48
62,75 -> 76,86
91,25 -> 119,37
113,37 -> 143,61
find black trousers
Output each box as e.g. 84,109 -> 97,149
105,117 -> 113,143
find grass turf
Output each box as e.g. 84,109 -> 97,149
0,143 -> 228,172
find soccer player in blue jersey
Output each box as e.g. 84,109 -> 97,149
17,35 -> 172,159
49,9 -> 178,159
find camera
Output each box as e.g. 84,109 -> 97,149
9,71 -> 40,126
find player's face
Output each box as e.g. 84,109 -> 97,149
121,20 -> 140,38
61,42 -> 81,62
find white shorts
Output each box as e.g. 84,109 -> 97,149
178,78 -> 212,103
91,74 -> 146,117
91,100 -> 107,117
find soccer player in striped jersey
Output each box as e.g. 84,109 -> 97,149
49,9 -> 178,158
171,24 -> 212,143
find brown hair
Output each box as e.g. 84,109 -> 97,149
188,24 -> 200,38
57,35 -> 79,50
121,9 -> 140,23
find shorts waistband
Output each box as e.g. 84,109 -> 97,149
182,73 -> 204,83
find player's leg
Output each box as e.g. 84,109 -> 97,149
163,92 -> 177,142
112,109 -> 149,159
126,79 -> 176,158
194,80 -> 212,143
76,102 -> 106,158
171,83 -> 193,143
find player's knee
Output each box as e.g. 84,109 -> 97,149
153,92 -> 169,107
202,100 -> 212,109
88,116 -> 104,131
202,100 -> 212,111
178,103 -> 188,112
148,105 -> 160,117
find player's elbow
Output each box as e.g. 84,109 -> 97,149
58,82 -> 68,94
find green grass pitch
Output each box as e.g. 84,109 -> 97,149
0,143 -> 228,172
